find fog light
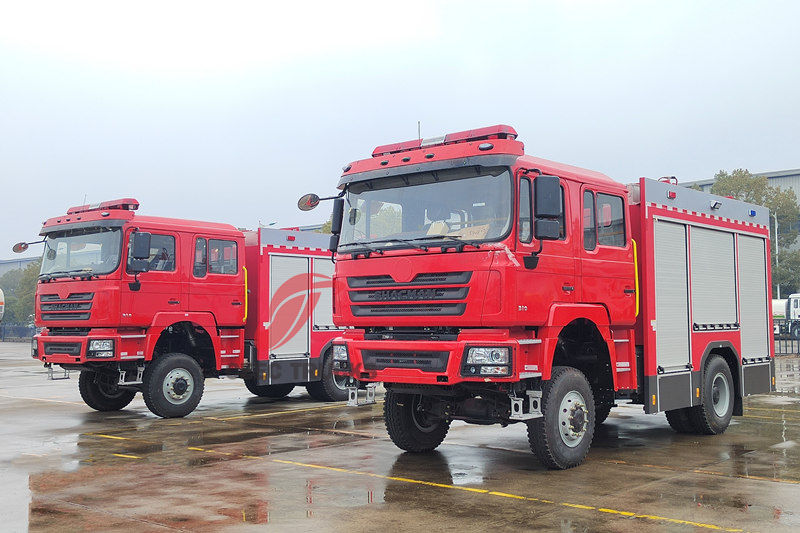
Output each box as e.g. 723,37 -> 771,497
480,365 -> 509,375
92,351 -> 114,358
332,344 -> 348,361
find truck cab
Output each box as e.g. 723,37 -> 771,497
316,125 -> 773,469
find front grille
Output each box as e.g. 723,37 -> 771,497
41,312 -> 91,321
352,303 -> 466,317
347,271 -> 472,288
48,328 -> 91,336
348,271 -> 471,317
39,293 -> 94,321
44,342 -> 82,355
350,287 -> 469,302
362,350 -> 449,372
40,302 -> 92,312
364,327 -> 460,341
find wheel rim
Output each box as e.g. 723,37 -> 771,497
558,390 -> 588,448
163,368 -> 194,405
332,372 -> 348,391
411,396 -> 438,433
711,372 -> 730,417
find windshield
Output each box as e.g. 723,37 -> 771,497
40,227 -> 123,278
339,166 -> 512,249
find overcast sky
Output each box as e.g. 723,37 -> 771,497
1,0 -> 798,260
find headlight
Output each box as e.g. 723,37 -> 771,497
89,339 -> 114,351
466,347 -> 509,364
87,339 -> 115,358
332,344 -> 348,361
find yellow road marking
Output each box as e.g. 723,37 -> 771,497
112,453 -> 141,459
745,406 -> 800,413
604,459 -> 800,485
207,403 -> 352,421
742,414 -> 800,422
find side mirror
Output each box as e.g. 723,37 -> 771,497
534,175 -> 561,218
131,232 -> 151,260
331,198 -> 345,235
12,242 -> 29,253
298,193 -> 320,211
534,219 -> 561,241
328,234 -> 340,253
128,259 -> 150,273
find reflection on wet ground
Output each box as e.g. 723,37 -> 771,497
1,342 -> 799,532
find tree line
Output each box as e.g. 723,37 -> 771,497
0,259 -> 41,325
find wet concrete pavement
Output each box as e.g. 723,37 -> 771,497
2,342 -> 800,532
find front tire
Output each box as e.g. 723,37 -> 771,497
528,366 -> 596,469
142,353 -> 204,418
244,380 -> 295,399
384,390 -> 450,452
306,350 -> 348,402
665,407 -> 696,433
688,355 -> 734,434
78,370 -> 136,411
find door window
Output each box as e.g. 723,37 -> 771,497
583,191 -> 597,251
194,238 -> 207,277
518,177 -> 532,243
208,240 -> 238,274
596,193 -> 626,247
127,234 -> 175,272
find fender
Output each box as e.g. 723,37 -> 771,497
144,311 -> 221,367
537,303 -> 615,382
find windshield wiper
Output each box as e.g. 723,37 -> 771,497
40,268 -> 95,281
408,235 -> 481,250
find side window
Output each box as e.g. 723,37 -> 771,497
194,238 -> 207,277
518,177 -> 532,243
583,191 -> 597,251
128,234 -> 175,272
597,193 -> 626,247
208,239 -> 238,275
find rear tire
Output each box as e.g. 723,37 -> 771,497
688,355 -> 735,435
384,390 -> 450,452
528,366 -> 595,469
665,407 -> 697,433
306,350 -> 348,402
78,370 -> 136,411
142,353 -> 204,418
244,380 -> 295,399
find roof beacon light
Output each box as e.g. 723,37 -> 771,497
67,198 -> 140,215
372,124 -> 518,157
748,209 -> 757,217
667,191 -> 677,200
710,200 -> 723,210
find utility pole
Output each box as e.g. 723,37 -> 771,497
772,212 -> 780,299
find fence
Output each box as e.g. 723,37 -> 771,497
0,324 -> 36,342
772,319 -> 800,355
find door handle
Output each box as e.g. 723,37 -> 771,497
168,299 -> 180,305
562,285 -> 574,292
231,301 -> 242,306
623,289 -> 636,294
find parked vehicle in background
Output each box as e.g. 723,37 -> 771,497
303,124 -> 775,469
773,295 -> 800,338
0,288 -> 4,323
15,200 -> 345,417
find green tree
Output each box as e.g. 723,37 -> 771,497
0,260 -> 40,324
710,169 -> 800,295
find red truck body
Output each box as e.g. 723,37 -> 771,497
325,125 -> 774,468
30,201 -> 345,417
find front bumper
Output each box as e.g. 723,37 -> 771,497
337,329 -> 544,385
34,330 -> 146,365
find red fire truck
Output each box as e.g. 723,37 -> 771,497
15,201 -> 346,417
301,124 -> 775,469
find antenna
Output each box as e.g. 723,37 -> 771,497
417,121 -> 421,141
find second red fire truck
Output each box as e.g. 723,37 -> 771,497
302,124 -> 775,469
17,203 -> 345,417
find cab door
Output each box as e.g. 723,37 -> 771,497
514,173 -> 576,324
121,230 -> 183,326
579,187 -> 636,326
188,236 -> 245,327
